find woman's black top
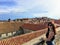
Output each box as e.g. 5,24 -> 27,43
46,29 -> 55,41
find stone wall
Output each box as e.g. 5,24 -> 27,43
0,28 -> 47,45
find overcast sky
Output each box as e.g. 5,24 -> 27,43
0,0 -> 60,20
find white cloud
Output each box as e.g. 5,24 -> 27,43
0,9 -> 10,14
0,7 -> 27,14
0,0 -> 60,19
32,0 -> 60,19
17,0 -> 48,10
48,0 -> 60,19
33,13 -> 48,17
0,0 -> 48,14
11,8 -> 27,13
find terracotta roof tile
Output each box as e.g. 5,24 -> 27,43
55,20 -> 60,24
21,23 -> 48,31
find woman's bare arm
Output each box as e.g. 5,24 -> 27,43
46,31 -> 54,41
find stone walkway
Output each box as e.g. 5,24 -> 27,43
22,34 -> 46,45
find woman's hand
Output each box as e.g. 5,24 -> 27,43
41,37 -> 46,41
46,31 -> 54,41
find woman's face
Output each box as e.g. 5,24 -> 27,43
48,24 -> 53,29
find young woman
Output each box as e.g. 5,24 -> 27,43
45,22 -> 56,45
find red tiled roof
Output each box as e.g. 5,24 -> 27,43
21,23 -> 48,31
20,18 -> 28,20
55,20 -> 60,24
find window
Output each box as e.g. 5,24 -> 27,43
8,32 -> 12,37
1,34 -> 7,38
13,31 -> 16,35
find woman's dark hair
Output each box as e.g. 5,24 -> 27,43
48,22 -> 56,35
